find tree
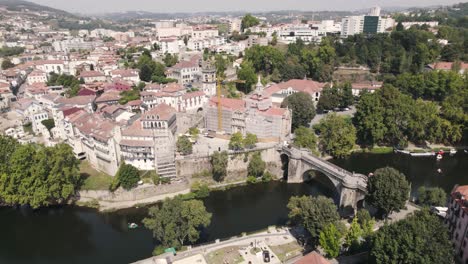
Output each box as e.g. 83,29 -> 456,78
241,14 -> 260,31
317,85 -> 340,112
366,167 -> 410,218
163,53 -> 178,67
344,217 -> 363,249
417,186 -> 447,207
143,197 -> 212,248
211,151 -> 228,182
339,82 -> 354,108
189,127 -> 200,139
247,152 -> 265,178
177,136 -> 193,155
1,59 -> 14,70
287,195 -> 339,241
139,64 -> 153,82
236,61 -> 257,93
0,142 -> 80,209
396,21 -> 404,31
229,132 -> 244,150
370,210 -> 453,264
281,92 -> 316,131
41,119 -> 55,132
293,126 -> 317,152
317,114 -> 356,158
243,133 -> 258,149
356,209 -> 375,238
115,163 -> 140,190
319,224 -> 342,258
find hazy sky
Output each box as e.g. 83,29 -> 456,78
29,0 -> 462,14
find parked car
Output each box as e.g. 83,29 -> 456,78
263,250 -> 270,263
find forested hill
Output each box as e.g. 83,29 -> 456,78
0,0 -> 72,16
394,2 -> 468,27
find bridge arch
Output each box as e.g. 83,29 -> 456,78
302,169 -> 341,204
280,154 -> 289,180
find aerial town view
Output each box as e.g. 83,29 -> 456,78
0,0 -> 467,263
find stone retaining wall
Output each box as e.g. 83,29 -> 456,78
78,182 -> 189,202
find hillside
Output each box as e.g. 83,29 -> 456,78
0,0 -> 72,16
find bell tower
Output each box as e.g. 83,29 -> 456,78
202,61 -> 217,97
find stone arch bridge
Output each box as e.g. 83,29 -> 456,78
280,146 -> 368,210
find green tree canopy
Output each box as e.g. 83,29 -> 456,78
317,114 -> 356,158
228,132 -> 244,150
177,136 -> 193,155
0,141 -> 80,208
1,59 -> 14,70
417,186 -> 447,207
247,152 -> 266,178
236,61 -> 257,93
287,195 -> 339,241
211,151 -> 228,182
241,14 -> 260,31
143,197 -> 212,248
293,126 -> 317,152
243,133 -> 258,149
366,167 -> 410,218
281,92 -> 316,131
319,223 -> 342,258
115,163 -> 140,190
370,210 -> 453,264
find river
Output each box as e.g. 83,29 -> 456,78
1,152 -> 467,264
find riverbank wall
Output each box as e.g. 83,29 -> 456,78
176,146 -> 283,182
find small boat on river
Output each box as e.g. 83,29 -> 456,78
410,152 -> 435,157
128,223 -> 138,229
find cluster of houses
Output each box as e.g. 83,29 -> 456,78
0,5 -> 464,179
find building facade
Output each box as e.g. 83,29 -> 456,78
446,185 -> 468,264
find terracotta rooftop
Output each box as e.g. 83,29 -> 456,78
182,90 -> 205,100
79,70 -> 105,78
294,252 -> 330,264
162,83 -> 184,93
71,112 -> 116,141
111,69 -> 139,77
209,97 -> 245,111
56,95 -> 95,106
429,62 -> 468,71
142,103 -> 176,121
95,90 -> 121,103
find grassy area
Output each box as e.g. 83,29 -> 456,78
79,161 -> 113,190
269,241 -> 303,262
205,246 -> 244,264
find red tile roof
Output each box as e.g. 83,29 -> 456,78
79,71 -> 105,78
77,88 -> 97,96
209,97 -> 245,111
295,252 -> 330,264
182,91 -> 205,100
142,103 -> 176,121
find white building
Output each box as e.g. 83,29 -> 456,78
27,70 -> 47,85
166,56 -> 201,85
191,25 -> 219,40
341,16 -> 364,38
229,18 -> 242,33
157,39 -> 180,54
79,71 -> 107,84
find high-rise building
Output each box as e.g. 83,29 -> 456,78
341,16 -> 364,38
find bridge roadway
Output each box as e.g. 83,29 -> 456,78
280,145 -> 367,208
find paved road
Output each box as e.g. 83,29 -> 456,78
310,107 -> 357,126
